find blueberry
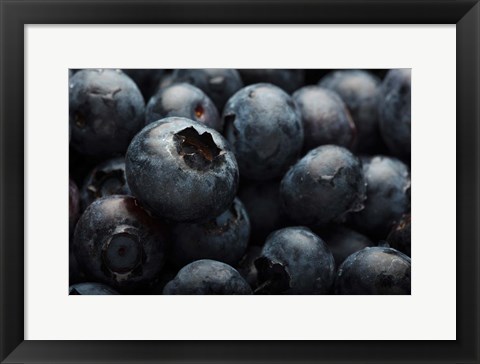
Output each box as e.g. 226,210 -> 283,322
238,179 -> 287,244
122,69 -> 165,101
126,117 -> 239,222
334,246 -> 411,294
348,156 -> 410,239
69,178 -> 80,237
318,70 -> 383,153
378,69 -> 411,161
254,227 -> 335,294
292,86 -> 356,151
69,69 -> 145,157
157,72 -> 176,89
387,213 -> 411,257
73,195 -> 169,292
237,245 -> 262,289
163,259 -> 252,295
80,157 -> 131,211
239,69 -> 305,93
69,282 -> 119,295
146,83 -> 221,131
170,69 -> 243,112
280,145 -> 366,227
223,83 -> 304,180
320,226 -> 374,266
170,198 -> 250,267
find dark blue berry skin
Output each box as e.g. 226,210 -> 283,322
378,69 -> 411,161
237,245 -> 262,289
387,214 -> 411,257
126,117 -> 239,222
69,282 -> 119,295
280,145 -> 366,228
80,157 -> 130,211
158,72 -> 176,90
170,69 -> 243,112
170,198 -> 250,268
254,227 -> 335,294
223,83 -> 304,180
163,259 -> 252,295
69,69 -> 145,157
319,226 -> 374,267
146,83 -> 221,132
238,69 -> 305,94
69,178 -> 80,238
238,180 -> 287,245
73,195 -> 169,293
348,156 -> 410,240
293,86 -> 356,151
122,69 -> 165,101
318,70 -> 383,154
334,247 -> 411,295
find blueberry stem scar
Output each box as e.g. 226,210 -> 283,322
174,126 -> 221,169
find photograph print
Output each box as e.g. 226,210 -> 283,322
69,68 -> 411,295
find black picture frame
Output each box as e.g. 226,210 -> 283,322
1,1 -> 478,363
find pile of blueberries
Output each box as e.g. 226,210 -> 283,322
69,68 -> 411,295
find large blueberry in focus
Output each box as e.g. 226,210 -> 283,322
318,70 -> 382,153
387,213 -> 411,257
170,69 -> 243,112
69,282 -> 119,295
280,145 -> 366,227
163,259 -> 252,295
146,83 -> 221,131
69,69 -> 145,157
73,195 -> 169,292
170,198 -> 250,267
293,86 -> 356,151
254,227 -> 335,294
238,179 -> 287,245
348,156 -> 410,239
223,83 -> 304,180
126,117 -> 239,222
378,69 -> 411,161
335,247 -> 411,294
238,69 -> 305,93
320,226 -> 374,266
80,157 -> 131,211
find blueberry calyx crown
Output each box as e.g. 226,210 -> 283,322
101,232 -> 143,276
174,126 -> 221,170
